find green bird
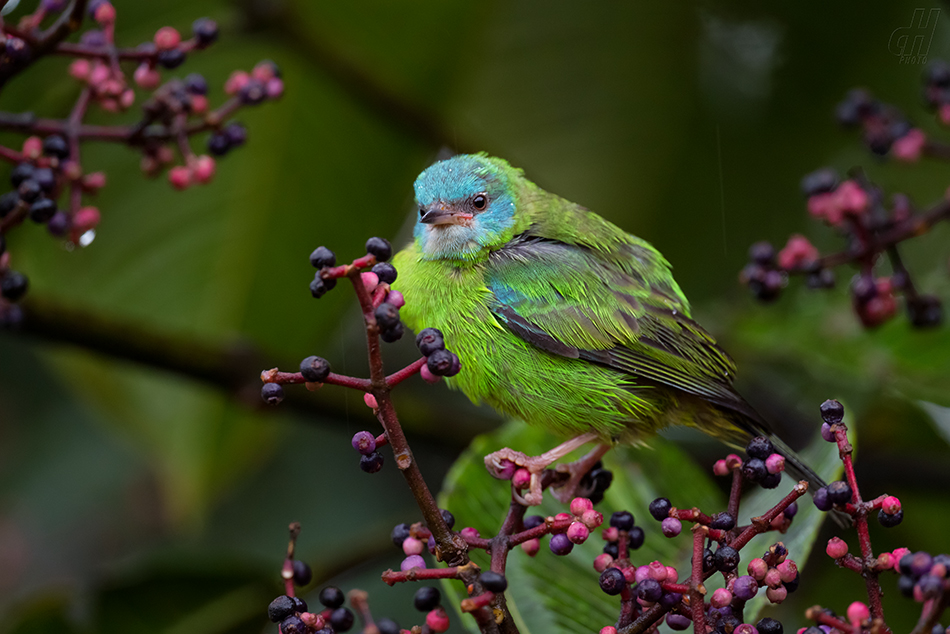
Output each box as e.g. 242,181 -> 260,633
392,153 -> 824,505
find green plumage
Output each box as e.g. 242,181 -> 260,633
393,153 -> 822,488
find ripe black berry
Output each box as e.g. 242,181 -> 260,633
628,525 -> 645,549
225,122 -> 247,146
379,321 -> 404,343
649,497 -> 671,521
426,349 -> 455,376
710,512 -> 735,531
610,510 -> 635,531
878,509 -> 903,528
267,595 -> 296,622
365,236 -> 392,261
416,328 -> 445,355
603,542 -> 619,558
826,480 -> 853,505
414,586 -> 441,611
42,135 -> 69,159
32,168 -> 55,192
784,571 -> 800,593
184,73 -> 208,95
372,262 -> 397,284
330,607 -> 354,632
18,179 -> 42,203
261,382 -> 284,405
746,436 -> 774,460
599,567 -> 626,595
377,618 -> 401,634
192,18 -> 219,46
479,571 -> 508,592
908,295 -> 943,328
375,303 -> 401,330
440,508 -> 455,529
1,271 -> 29,301
391,523 -> 411,547
898,574 -> 915,597
714,545 -> 740,571
637,578 -> 662,602
157,49 -> 186,69
360,451 -> 384,473
319,585 -> 345,609
310,246 -> 336,269
761,472 -> 782,489
207,133 -> 231,156
292,559 -> 312,586
757,618 -> 784,634
801,168 -> 838,196
701,547 -> 715,572
742,458 -> 767,482
820,399 -> 844,424
29,198 -> 57,223
239,80 -> 266,105
291,596 -> 308,613
279,615 -> 307,634
10,163 -> 35,187
813,486 -> 832,511
300,356 -> 331,382
523,515 -> 544,529
0,191 -> 19,217
748,241 -> 775,266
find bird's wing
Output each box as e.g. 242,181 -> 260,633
485,234 -> 749,414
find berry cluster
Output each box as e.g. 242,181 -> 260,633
741,63 -> 950,328
0,1 -> 283,326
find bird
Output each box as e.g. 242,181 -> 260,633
391,152 -> 825,505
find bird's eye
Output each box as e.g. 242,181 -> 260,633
472,194 -> 488,211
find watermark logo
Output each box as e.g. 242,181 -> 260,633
889,8 -> 941,64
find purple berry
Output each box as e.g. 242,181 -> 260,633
372,262 -> 398,284
610,510 -> 635,531
629,526 -> 645,549
733,575 -> 758,601
599,567 -> 626,595
192,18 -> 219,47
524,515 -> 544,529
309,246 -> 336,269
391,523 -> 411,547
746,436 -> 774,460
279,615 -> 307,634
299,355 -> 331,382
826,480 -> 853,505
661,517 -> 682,537
878,509 -> 903,528
292,560 -> 312,586
549,533 -> 574,555
742,458 -> 767,482
440,508 -> 455,529
813,486 -> 832,511
416,328 -> 445,356
710,512 -> 735,531
821,422 -> 836,442
784,502 -> 798,519
649,497 -> 672,521
359,451 -> 384,473
749,241 -> 775,266
260,383 -> 283,405
659,592 -> 683,608
184,73 -> 208,95
291,596 -> 307,613
157,49 -> 186,69
667,614 -> 692,630
351,431 -> 376,455
637,578 -> 662,602
224,122 -> 247,146
10,163 -> 35,187
820,399 -> 844,424
801,168 -> 838,196
426,349 -> 456,376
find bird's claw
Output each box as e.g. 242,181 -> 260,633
484,447 -> 550,507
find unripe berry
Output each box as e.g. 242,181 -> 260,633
351,431 -> 376,455
826,537 -> 848,559
168,165 -> 191,190
766,585 -> 787,603
661,517 -> 681,537
154,26 -> 181,50
192,155 -> 216,183
401,555 -> 425,571
402,536 -> 423,556
521,538 -> 540,556
711,588 -> 732,608
570,497 -> 593,516
847,601 -> 870,623
593,553 -> 613,572
549,533 -> 574,555
425,607 -> 450,633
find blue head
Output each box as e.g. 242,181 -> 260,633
412,154 -> 524,261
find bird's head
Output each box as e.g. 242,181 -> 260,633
412,153 -> 525,261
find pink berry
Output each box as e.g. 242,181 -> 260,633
225,70 -> 250,95
119,89 -> 135,109
133,63 -> 161,89
847,601 -> 870,623
601,527 -> 619,542
69,59 -> 91,80
826,536 -> 849,559
266,77 -> 284,99
764,568 -> 782,589
567,522 -> 589,544
168,165 -> 191,190
190,94 -> 208,113
154,26 -> 181,50
363,393 -> 378,409
400,555 -> 425,571
361,271 -> 379,293
512,468 -> 530,489
22,136 -> 42,159
666,566 -> 678,581
622,567 -> 637,583
82,171 -> 107,190
419,364 -> 441,384
521,538 -> 540,557
88,62 -> 110,87
600,627 -> 618,634
93,1 -> 115,24
892,129 -> 926,163
765,453 -> 785,474
192,155 -> 216,183
460,527 -> 480,540
426,607 -> 450,633
386,290 -> 405,308
581,509 -> 603,529
711,588 -> 732,609
776,559 -> 797,583
252,62 -> 277,82
402,536 -> 424,556
881,496 -> 901,515
836,180 -> 869,214
777,234 -> 819,270
73,206 -> 101,232
593,554 -> 613,572
891,548 -> 912,571
766,585 -> 787,604
634,565 -> 650,583
876,552 -> 894,570
713,459 -> 729,476
554,512 -> 572,522
570,497 -> 593,516
661,517 -> 681,537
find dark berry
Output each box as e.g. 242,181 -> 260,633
710,512 -> 735,531
699,547 -> 715,572
0,304 -> 23,328
826,480 -> 853,505
4,37 -> 30,65
261,382 -> 284,405
414,586 -> 441,611
746,436 -> 774,460
628,526 -> 645,549
192,18 -> 219,46
761,471 -> 782,489
224,122 -> 247,146
1,271 -> 28,301
733,575 -> 758,601
279,615 -> 307,634
806,268 -> 835,289
714,546 -> 739,572
931,625 -> 945,634
440,509 -> 455,529
599,567 -> 626,595
47,211 -> 69,236
32,168 -> 55,192
820,399 -> 844,424
813,487 -> 832,511
267,595 -> 295,622
926,60 -> 950,87
649,497 -> 671,521
416,328 -> 445,356
667,614 -> 692,630
375,303 -> 400,330
379,321 -> 404,343
602,542 -> 619,558
291,596 -> 308,613
898,574 -> 916,597
0,191 -> 19,216
741,458 -> 767,482
29,198 -> 57,223
360,451 -> 384,473
878,509 -> 903,528
523,515 -> 544,529
319,585 -> 345,609
784,571 -> 800,593
749,241 -> 775,266
391,523 -> 411,547
757,618 -> 783,634
300,356 -> 331,382
549,533 -> 573,555
365,237 -> 392,261
18,179 -> 41,203
184,73 -> 208,95
157,49 -> 186,69
610,510 -> 635,531
372,262 -> 397,284
377,618 -> 401,634
207,133 -> 231,156
42,135 -> 69,159
10,163 -> 35,187
637,578 -> 662,602
784,502 -> 798,518
590,468 -> 613,494
802,627 -> 822,634
479,571 -> 507,592
908,295 -> 943,328
292,560 -> 312,586
908,552 -> 934,577
426,349 -> 456,376
659,591 -> 682,608
801,168 -> 838,196
329,607 -> 354,632
239,80 -> 266,105
309,246 -> 336,269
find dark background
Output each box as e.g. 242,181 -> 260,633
2,1 -> 950,632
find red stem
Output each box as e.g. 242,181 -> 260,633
385,357 -> 426,387
689,525 -> 708,634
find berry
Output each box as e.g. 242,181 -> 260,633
32,168 -> 55,192
741,458 -> 767,482
372,262 -> 397,284
239,79 -> 266,104
820,399 -> 844,424
379,322 -> 404,343
41,135 -> 68,159
292,560 -> 312,586
18,179 -> 41,203
184,73 -> 208,95
207,133 -> 231,156
749,241 -> 775,266
599,567 -> 626,595
760,472 -> 782,489
714,546 -> 740,571
661,517 -> 682,537
637,578 -> 662,602
746,436 -> 774,460
377,618 -> 401,634
29,198 -> 57,223
414,586 -> 441,611
328,607 -> 354,632
225,122 -> 247,146
426,349 -> 456,376
319,585 -> 345,609
908,295 -> 943,328
365,236 -> 392,261
440,508 -> 455,529
260,382 -> 284,405
0,191 -> 19,216
649,497 -> 672,521
757,618 -> 783,634
784,572 -> 800,593
279,615 -> 307,634
291,596 -> 307,613
524,515 -> 544,529
10,163 -> 35,187
375,303 -> 400,330
826,480 -> 853,505
733,575 -> 758,601
351,431 -> 376,455
267,595 -> 295,622
667,614 -> 691,630
813,486 -> 832,511
602,542 -> 619,558
157,49 -> 186,69
610,511 -> 635,531
192,18 -> 219,46
710,512 -> 735,531
549,533 -> 574,555
878,509 -> 903,528
898,574 -> 916,597
391,523 -> 411,547
801,168 -> 838,196
628,526 -> 645,549
299,356 -> 331,382
1,271 -> 29,301
416,328 -> 445,356
784,502 -> 798,519
480,571 -> 507,592
360,451 -> 384,473
4,37 -> 30,65
309,246 -> 336,269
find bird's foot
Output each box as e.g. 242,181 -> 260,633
550,443 -> 612,503
484,432 -> 602,506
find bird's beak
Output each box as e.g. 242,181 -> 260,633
420,205 -> 474,226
